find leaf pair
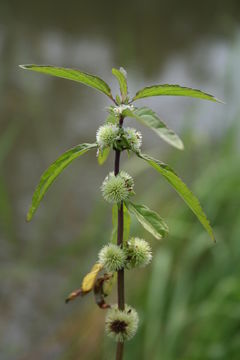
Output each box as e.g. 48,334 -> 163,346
20,65 -> 221,151
26,142 -> 214,242
20,64 -> 222,105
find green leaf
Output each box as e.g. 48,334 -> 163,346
112,67 -> 128,101
111,203 -> 131,243
105,114 -> 117,124
98,147 -> 110,165
138,153 -> 215,242
19,65 -> 113,99
133,84 -> 223,103
27,143 -> 97,221
125,201 -> 169,240
123,106 -> 184,150
123,203 -> 131,242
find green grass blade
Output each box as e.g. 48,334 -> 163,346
123,106 -> 184,150
19,65 -> 113,99
133,84 -> 223,103
27,143 -> 97,221
138,153 -> 215,242
125,201 -> 169,240
112,67 -> 128,101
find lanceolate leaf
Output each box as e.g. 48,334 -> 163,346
111,203 -> 131,243
27,143 -> 97,221
112,67 -> 128,101
133,84 -> 223,103
19,65 -> 113,99
125,201 -> 169,240
98,147 -> 110,165
138,153 -> 215,242
123,106 -> 184,150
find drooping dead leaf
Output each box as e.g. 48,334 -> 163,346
65,263 -> 103,304
82,263 -> 103,293
65,288 -> 83,303
94,273 -> 113,309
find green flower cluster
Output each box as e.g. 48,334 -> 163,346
124,127 -> 142,152
125,237 -> 152,269
101,171 -> 134,204
96,123 -> 142,154
105,304 -> 139,342
99,244 -> 126,272
98,239 -> 152,273
96,124 -> 119,150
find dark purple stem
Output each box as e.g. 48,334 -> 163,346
115,115 -> 125,360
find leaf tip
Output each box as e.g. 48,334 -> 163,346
26,211 -> 33,222
215,97 -> 225,104
19,64 -> 32,70
176,140 -> 184,150
119,66 -> 127,78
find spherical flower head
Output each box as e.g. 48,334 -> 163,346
125,238 -> 152,269
105,304 -> 139,342
124,127 -> 142,152
98,244 -> 126,272
96,124 -> 119,149
119,171 -> 134,192
101,171 -> 134,204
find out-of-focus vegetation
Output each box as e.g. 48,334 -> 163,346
1,0 -> 240,359
127,121 -> 240,360
2,116 -> 239,360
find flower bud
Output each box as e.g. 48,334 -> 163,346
96,124 -> 119,149
101,171 -> 134,204
112,104 -> 134,116
105,304 -> 139,342
98,244 -> 126,272
125,238 -> 152,269
124,127 -> 142,152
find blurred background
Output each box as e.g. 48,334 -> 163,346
1,0 -> 240,359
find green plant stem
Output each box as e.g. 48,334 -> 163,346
115,115 -> 125,360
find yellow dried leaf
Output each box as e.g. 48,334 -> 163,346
82,263 -> 103,293
103,272 -> 117,296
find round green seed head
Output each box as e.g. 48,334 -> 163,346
101,171 -> 134,204
98,244 -> 126,272
96,124 -> 119,149
105,304 -> 139,342
124,127 -> 142,152
125,238 -> 152,269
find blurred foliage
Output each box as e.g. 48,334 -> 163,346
15,116 -> 238,360
124,121 -> 240,360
